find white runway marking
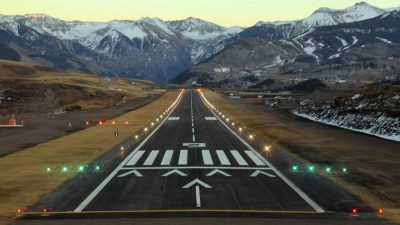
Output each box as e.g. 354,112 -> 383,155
202,149 -> 213,165
178,150 -> 188,165
250,170 -> 276,177
126,150 -> 145,166
230,150 -> 248,166
161,150 -> 173,166
168,117 -> 180,120
199,92 -> 324,213
216,150 -> 231,165
143,150 -> 159,166
74,90 -> 184,212
206,169 -> 231,177
182,143 -> 206,148
195,186 -> 201,207
245,150 -> 266,166
192,135 -> 196,142
117,169 -> 143,178
162,169 -> 187,177
205,117 -> 217,120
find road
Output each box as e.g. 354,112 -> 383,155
16,89 -> 393,225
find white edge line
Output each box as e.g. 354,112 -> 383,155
74,91 -> 184,212
199,92 -> 325,213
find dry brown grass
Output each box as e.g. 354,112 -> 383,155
204,89 -> 400,224
0,60 -> 164,111
0,90 -> 179,225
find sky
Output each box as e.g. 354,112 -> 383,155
0,0 -> 399,27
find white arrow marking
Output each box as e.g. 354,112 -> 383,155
182,178 -> 212,189
118,169 -> 143,178
162,169 -> 187,177
195,186 -> 201,207
206,169 -> 231,177
250,170 -> 276,177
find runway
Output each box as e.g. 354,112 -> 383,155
17,89 -> 388,224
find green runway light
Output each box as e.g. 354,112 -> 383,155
95,165 -> 100,171
325,167 -> 332,173
342,168 -> 347,173
46,167 -> 51,172
292,166 -> 298,171
62,166 -> 68,172
308,166 -> 315,172
78,166 -> 85,172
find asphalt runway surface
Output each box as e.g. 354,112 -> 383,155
16,90 -> 393,225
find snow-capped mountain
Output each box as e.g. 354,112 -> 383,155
0,14 -> 242,82
239,2 -> 387,40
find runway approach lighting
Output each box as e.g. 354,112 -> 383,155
325,167 -> 332,173
78,165 -> 85,172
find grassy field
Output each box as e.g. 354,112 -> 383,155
203,89 -> 400,224
0,90 -> 179,225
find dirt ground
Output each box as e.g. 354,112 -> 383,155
204,90 -> 400,223
0,95 -> 159,156
0,91 -> 179,225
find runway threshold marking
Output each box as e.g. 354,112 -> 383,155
199,92 -> 325,213
202,149 -> 213,165
230,150 -> 249,166
160,150 -> 174,165
120,166 -> 272,170
126,150 -> 145,166
74,91 -> 184,212
143,150 -> 159,166
216,150 -> 231,165
178,150 -> 188,165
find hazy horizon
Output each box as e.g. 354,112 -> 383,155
1,0 -> 399,27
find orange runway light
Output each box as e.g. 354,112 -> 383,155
352,208 -> 358,214
85,121 -> 89,126
98,121 -> 103,125
378,208 -> 384,214
112,121 -> 116,125
125,121 -> 129,125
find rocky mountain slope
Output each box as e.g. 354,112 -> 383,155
176,8 -> 400,88
0,14 -> 242,82
293,84 -> 400,142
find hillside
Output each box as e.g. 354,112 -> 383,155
0,60 -> 161,114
